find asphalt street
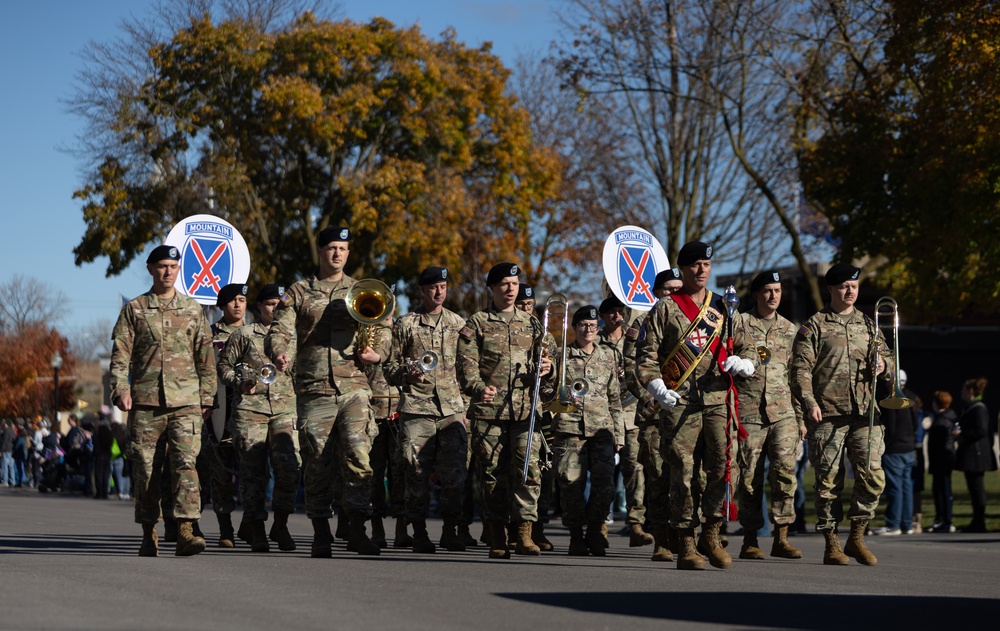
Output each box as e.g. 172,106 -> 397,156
1,488 -> 997,631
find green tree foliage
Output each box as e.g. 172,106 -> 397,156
72,11 -> 558,314
800,0 -> 1000,320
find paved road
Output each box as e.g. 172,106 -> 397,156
1,488 -> 997,631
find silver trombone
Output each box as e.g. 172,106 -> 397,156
866,297 -> 914,468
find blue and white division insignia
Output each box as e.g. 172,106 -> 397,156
339,228 -> 349,240
772,272 -> 780,282
240,285 -> 248,295
510,265 -> 519,276
706,246 -> 713,258
850,269 -> 859,280
637,324 -> 647,343
441,269 -> 448,280
525,287 -> 533,298
168,247 -> 179,259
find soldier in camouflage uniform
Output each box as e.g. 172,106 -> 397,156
267,227 -> 390,558
203,282 -> 247,548
733,271 -> 806,560
218,284 -> 300,553
599,295 -> 654,548
635,243 -> 756,570
515,285 -> 555,552
549,305 -> 625,556
364,313 -> 408,549
623,268 -> 683,562
792,263 -> 892,566
456,262 -> 552,559
110,245 -> 216,557
385,266 -> 469,553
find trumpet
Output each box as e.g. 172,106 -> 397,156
405,349 -> 439,373
235,362 -> 278,387
346,278 -> 395,350
866,296 -> 914,468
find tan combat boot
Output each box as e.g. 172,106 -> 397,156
393,517 -> 413,548
411,520 -> 437,553
844,519 -> 878,566
138,523 -> 158,557
440,519 -> 466,552
248,520 -> 270,553
585,522 -> 607,557
822,530 -> 849,565
310,517 -> 332,558
488,522 -> 511,559
532,521 -> 554,552
370,517 -> 387,549
739,532 -> 765,560
771,524 -> 802,559
629,523 -> 655,547
269,511 -> 296,551
676,528 -> 706,570
514,521 -> 541,556
348,513 -> 381,556
217,513 -> 235,548
697,521 -> 732,569
567,527 -> 589,556
650,525 -> 673,562
175,520 -> 207,556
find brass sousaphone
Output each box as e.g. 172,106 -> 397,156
345,278 -> 395,350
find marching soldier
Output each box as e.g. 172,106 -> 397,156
456,263 -> 552,559
364,312 -> 408,549
635,243 -> 755,570
622,268 -> 683,562
217,284 -> 300,553
385,266 -> 469,553
205,282 -> 247,548
267,227 -> 390,557
733,271 -> 805,560
791,263 -> 891,566
515,284 -> 555,551
599,294 -> 654,547
110,245 -> 216,557
550,305 -> 625,556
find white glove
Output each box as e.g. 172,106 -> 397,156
646,378 -> 680,410
723,356 -> 755,378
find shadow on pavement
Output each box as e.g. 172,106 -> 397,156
497,591 -> 996,629
0,533 -> 136,556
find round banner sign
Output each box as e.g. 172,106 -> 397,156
165,214 -> 251,306
602,225 -> 671,313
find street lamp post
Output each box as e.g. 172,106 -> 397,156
51,351 -> 63,433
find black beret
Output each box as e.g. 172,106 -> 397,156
750,270 -> 781,294
654,268 -> 682,290
486,262 -> 519,287
146,245 -> 180,264
516,285 -> 534,302
573,305 -> 599,326
216,283 -> 248,307
825,263 -> 861,286
256,283 -> 282,302
317,226 -> 350,247
418,266 -> 448,286
677,241 -> 713,266
599,295 -> 624,314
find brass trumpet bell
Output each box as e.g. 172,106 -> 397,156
756,346 -> 771,366
346,278 -> 395,349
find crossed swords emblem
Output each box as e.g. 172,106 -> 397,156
187,240 -> 226,293
621,247 -> 654,303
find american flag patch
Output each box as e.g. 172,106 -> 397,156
798,325 -> 810,337
459,326 -> 474,339
625,326 -> 639,340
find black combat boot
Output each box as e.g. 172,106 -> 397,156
269,511 -> 296,551
138,523 -> 158,557
370,516 -> 388,549
349,513 -> 381,555
439,519 -> 466,552
249,520 -> 270,553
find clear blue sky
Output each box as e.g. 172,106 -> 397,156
0,0 -> 561,331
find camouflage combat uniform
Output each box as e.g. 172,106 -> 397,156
791,307 -> 892,532
385,307 -> 469,524
599,329 -> 643,526
267,275 -> 390,520
110,290 -> 215,524
203,320 -> 241,518
457,306 -> 545,524
217,322 -> 299,522
635,294 -> 748,530
548,341 -> 625,529
733,307 -> 803,531
623,313 -> 668,532
365,327 -> 406,521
